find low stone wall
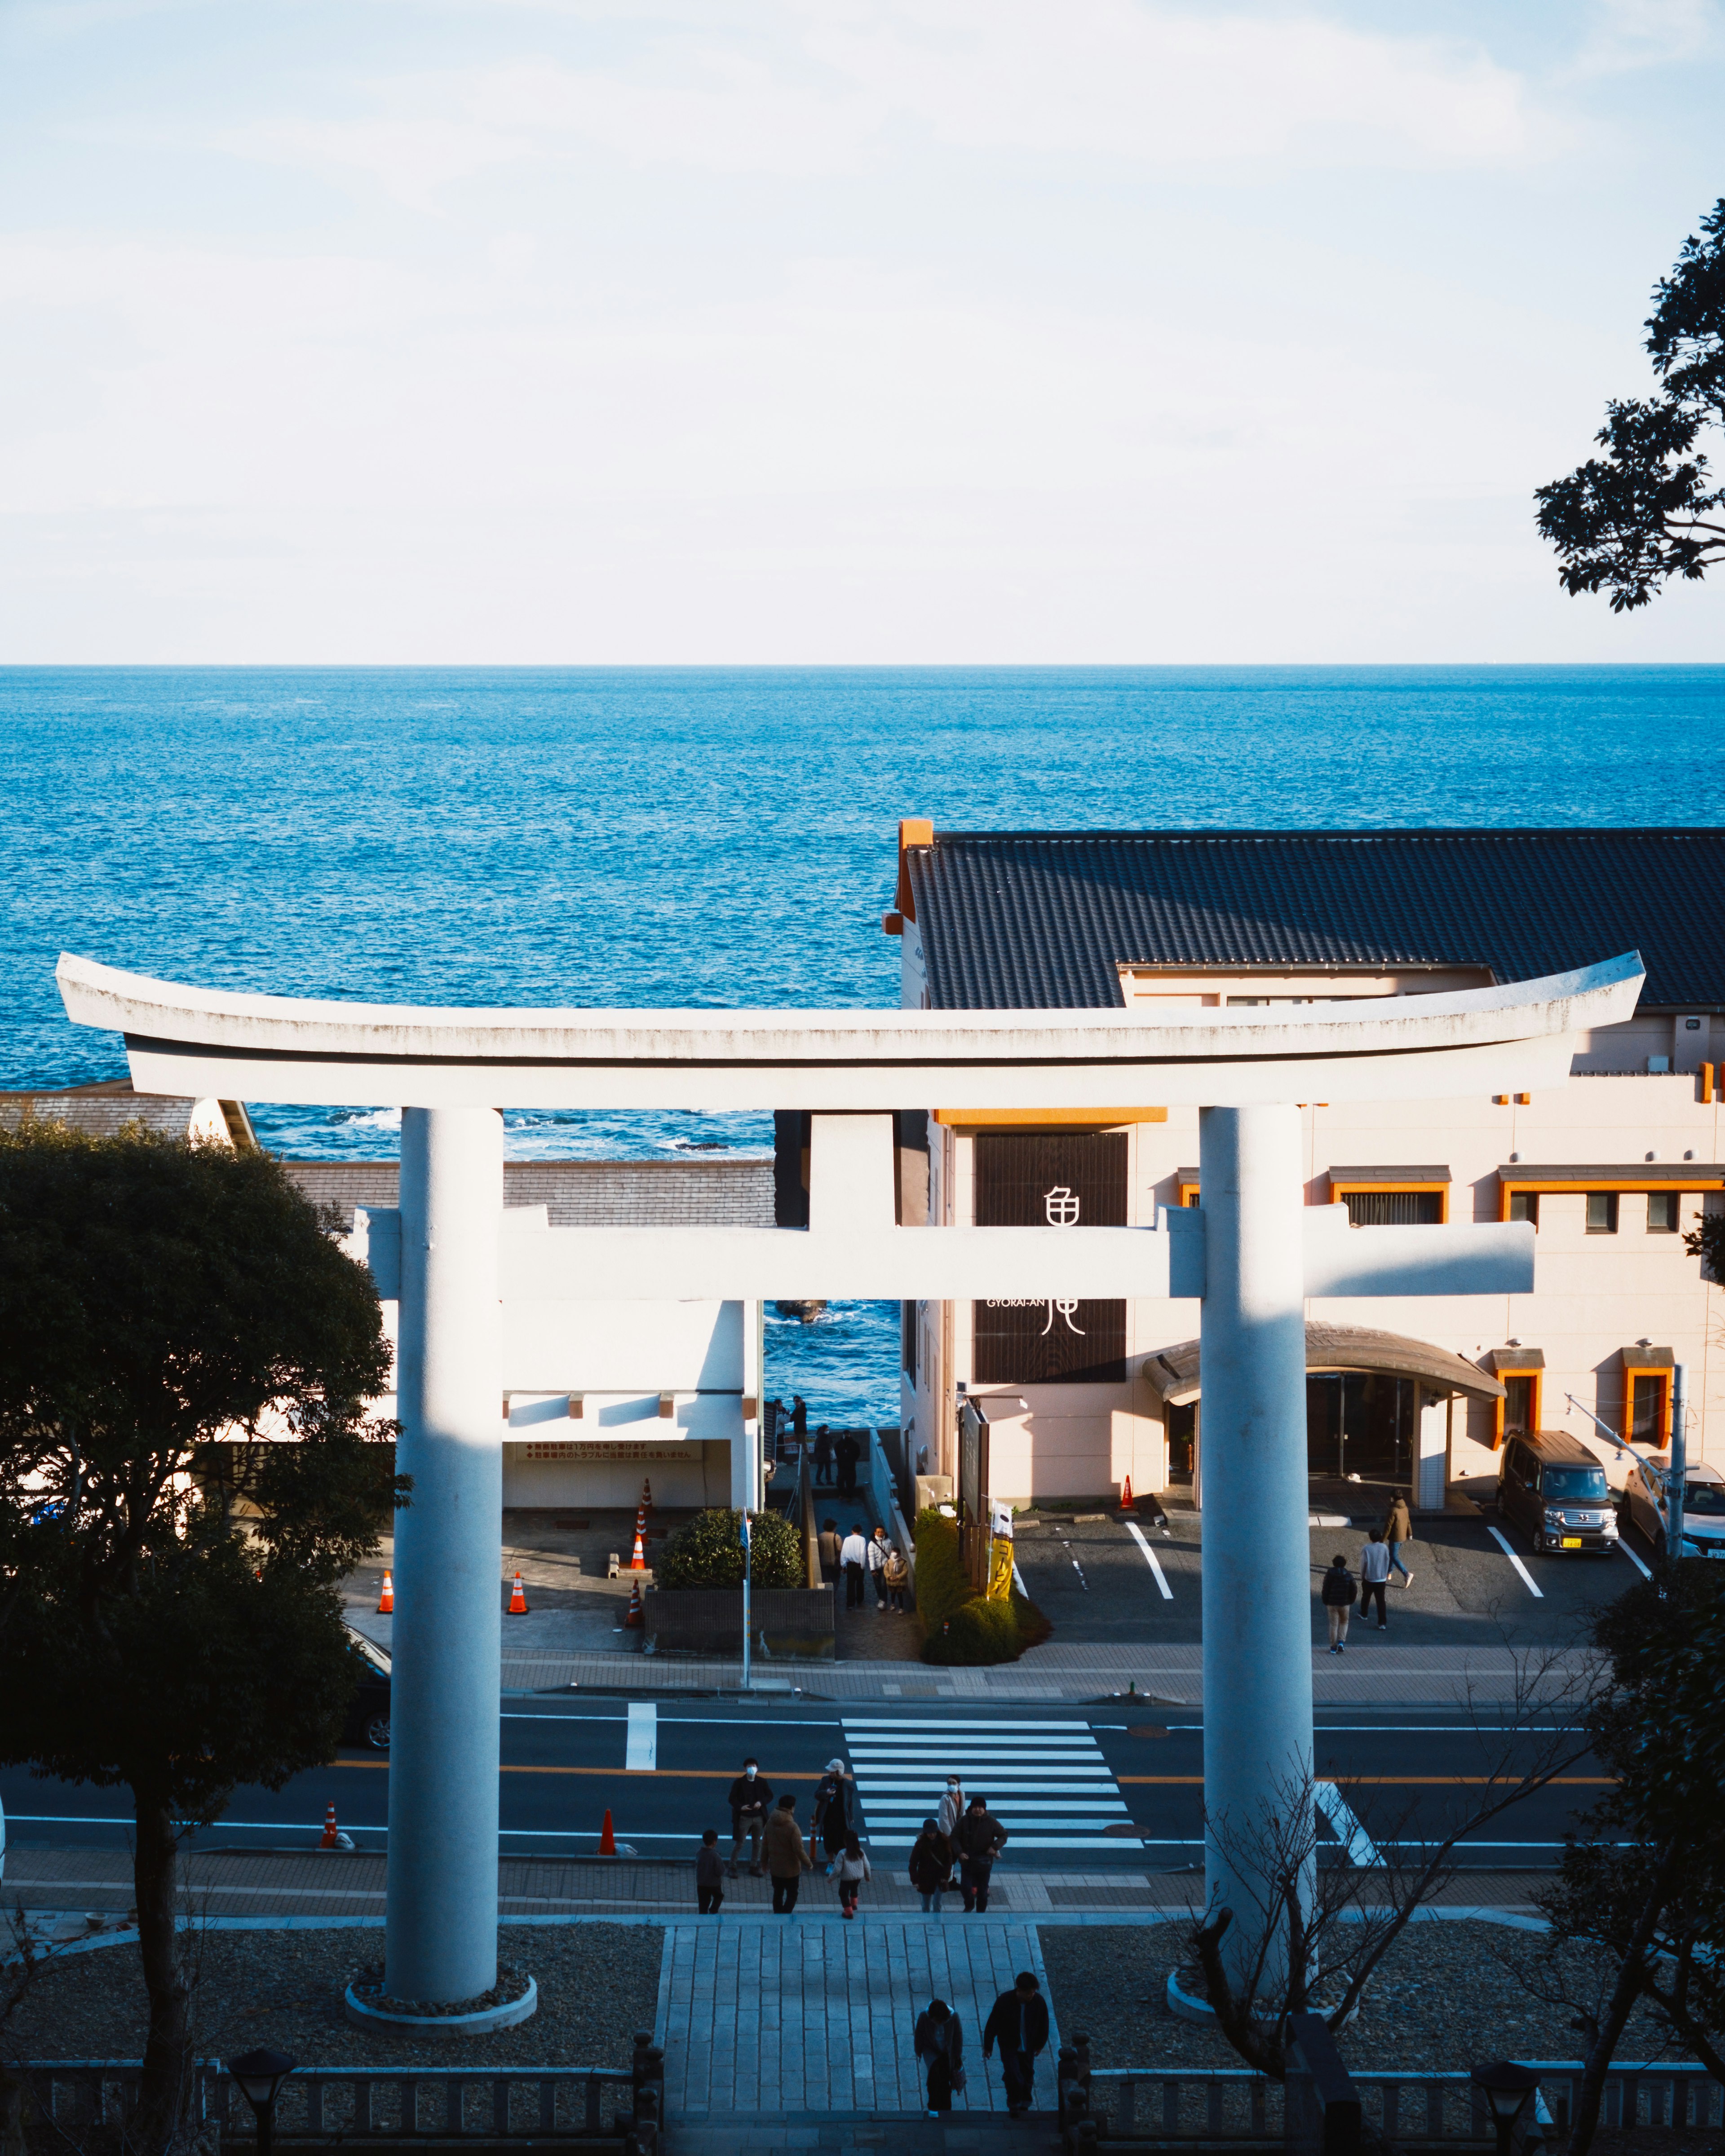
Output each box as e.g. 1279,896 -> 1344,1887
642,1585 -> 836,1661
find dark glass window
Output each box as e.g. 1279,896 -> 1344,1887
902,1301 -> 917,1383
1166,1400 -> 1195,1484
1509,1191 -> 1539,1227
972,1131 -> 1127,1384
1586,1191 -> 1619,1234
1343,1189 -> 1443,1226
1646,1191 -> 1678,1233
1541,1465 -> 1610,1501
1631,1373 -> 1667,1442
1504,1374 -> 1535,1434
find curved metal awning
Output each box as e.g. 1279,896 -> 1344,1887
1148,1323 -> 1504,1407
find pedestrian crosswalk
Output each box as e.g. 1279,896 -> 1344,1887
842,1715 -> 1141,1851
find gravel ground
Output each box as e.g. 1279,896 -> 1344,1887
4,1924 -> 662,2070
1038,1920 -> 1688,2073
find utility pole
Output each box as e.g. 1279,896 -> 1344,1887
740,1508 -> 752,1692
1669,1365 -> 1687,1561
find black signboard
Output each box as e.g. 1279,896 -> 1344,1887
972,1131 -> 1128,1385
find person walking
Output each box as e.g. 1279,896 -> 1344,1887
836,1430 -> 861,1494
696,1829 -> 725,1915
982,1970 -> 1049,2117
909,1817 -> 953,1914
1359,1530 -> 1392,1631
936,1776 -> 965,1842
955,1794 -> 1009,1913
1384,1489 -> 1414,1587
818,1516 -> 842,1582
812,1425 -> 835,1488
1321,1553 -> 1357,1654
914,1999 -> 966,2114
764,1793 -> 813,1914
866,1527 -> 891,1610
812,1757 -> 854,1862
834,1831 -> 871,1918
726,1757 -> 773,1876
840,1523 -> 868,1609
883,1542 -> 910,1613
792,1395 -> 809,1444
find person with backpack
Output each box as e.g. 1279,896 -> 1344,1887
812,1757 -> 854,1862
909,1817 -> 953,1914
1359,1529 -> 1392,1631
1384,1489 -> 1414,1587
833,1831 -> 871,1918
914,1998 -> 966,2114
1321,1553 -> 1357,1654
866,1526 -> 891,1610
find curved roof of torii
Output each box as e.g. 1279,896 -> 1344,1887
1146,1324 -> 1506,1406
55,950 -> 1644,1111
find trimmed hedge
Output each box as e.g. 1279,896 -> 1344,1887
913,1507 -> 1051,1666
658,1507 -> 803,1590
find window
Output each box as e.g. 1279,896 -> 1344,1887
1586,1191 -> 1619,1234
1630,1373 -> 1668,1444
1343,1190 -> 1443,1226
902,1301 -> 917,1383
1646,1191 -> 1679,1233
1504,1375 -> 1535,1436
1542,1464 -> 1610,1502
1509,1191 -> 1539,1228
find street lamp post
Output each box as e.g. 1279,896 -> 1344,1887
1472,2060 -> 1541,2156
226,2049 -> 296,2156
739,1508 -> 752,1692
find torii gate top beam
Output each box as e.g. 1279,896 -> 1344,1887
57,951 -> 1644,1111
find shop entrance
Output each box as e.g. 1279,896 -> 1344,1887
1305,1373 -> 1415,1484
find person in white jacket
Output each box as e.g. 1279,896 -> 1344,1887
1358,1530 -> 1393,1631
840,1524 -> 868,1609
936,1776 -> 965,1842
834,1832 -> 872,1918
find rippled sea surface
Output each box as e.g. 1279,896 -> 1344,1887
7,665 -> 1723,1418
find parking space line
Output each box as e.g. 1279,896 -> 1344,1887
1617,1539 -> 1653,1581
1485,1523 -> 1544,1599
625,1700 -> 657,1771
1313,1781 -> 1382,1867
1126,1521 -> 1175,1599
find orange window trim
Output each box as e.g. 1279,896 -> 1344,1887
1177,1178 -> 1202,1206
1497,1175 -> 1725,1220
1493,1370 -> 1542,1449
933,1107 -> 1168,1127
1328,1178 -> 1450,1222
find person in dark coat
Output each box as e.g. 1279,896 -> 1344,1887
726,1758 -> 773,1875
818,1517 -> 842,1581
909,1817 -> 953,1914
696,1828 -> 724,1915
1320,1553 -> 1358,1655
982,1970 -> 1050,2116
915,1998 -> 965,2114
955,1794 -> 1009,1913
811,1757 -> 853,1860
812,1426 -> 835,1487
836,1429 -> 861,1493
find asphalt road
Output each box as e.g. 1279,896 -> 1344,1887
0,1699 -> 1607,1873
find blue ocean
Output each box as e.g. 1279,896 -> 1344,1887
6,665 -> 1724,1420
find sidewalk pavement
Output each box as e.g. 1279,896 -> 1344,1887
2,1845 -> 1547,1922
659,1917 -> 1061,2118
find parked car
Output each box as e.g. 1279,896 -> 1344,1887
1619,1454 -> 1725,1560
1496,1429 -> 1619,1555
342,1623 -> 392,1749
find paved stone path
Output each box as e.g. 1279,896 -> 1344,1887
658,1917 -> 1062,2118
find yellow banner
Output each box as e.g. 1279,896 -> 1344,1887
987,1534 -> 1015,1602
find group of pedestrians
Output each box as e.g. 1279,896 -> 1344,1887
908,1780 -> 1010,1912
1319,1489 -> 1415,1654
809,1424 -> 862,1493
703,1754 -> 868,1916
818,1518 -> 910,1612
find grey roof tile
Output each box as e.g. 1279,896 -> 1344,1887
284,1158 -> 775,1233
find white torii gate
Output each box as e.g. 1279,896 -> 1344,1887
58,949 -> 1643,2017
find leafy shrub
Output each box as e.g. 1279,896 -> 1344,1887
658,1507 -> 804,1590
913,1507 -> 1050,1665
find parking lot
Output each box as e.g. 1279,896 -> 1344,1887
1009,1487 -> 1656,1650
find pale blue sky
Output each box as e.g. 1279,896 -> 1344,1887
2,0 -> 1722,662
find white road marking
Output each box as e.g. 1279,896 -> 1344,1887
1314,1780 -> 1382,1867
1126,1520 -> 1175,1599
843,1714 -> 1140,1850
625,1700 -> 657,1771
1617,1539 -> 1652,1581
1485,1523 -> 1544,1598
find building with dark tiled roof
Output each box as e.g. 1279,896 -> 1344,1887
883,821 -> 1725,1509
0,1079 -> 256,1149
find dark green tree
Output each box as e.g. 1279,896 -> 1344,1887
1535,199 -> 1725,609
0,1122 -> 402,2149
1521,1566 -> 1725,2155
657,1506 -> 802,1590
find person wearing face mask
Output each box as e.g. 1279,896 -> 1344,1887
936,1776 -> 965,1842
726,1757 -> 773,1877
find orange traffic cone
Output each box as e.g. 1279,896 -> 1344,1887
1121,1476 -> 1134,1510
641,1476 -> 654,1512
624,1581 -> 644,1627
508,1571 -> 529,1615
599,1808 -> 619,1856
631,1513 -> 647,1569
376,1571 -> 394,1615
319,1803 -> 341,1849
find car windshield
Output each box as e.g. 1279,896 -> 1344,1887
345,1628 -> 392,1674
1543,1467 -> 1609,1500
1681,1482 -> 1725,1516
